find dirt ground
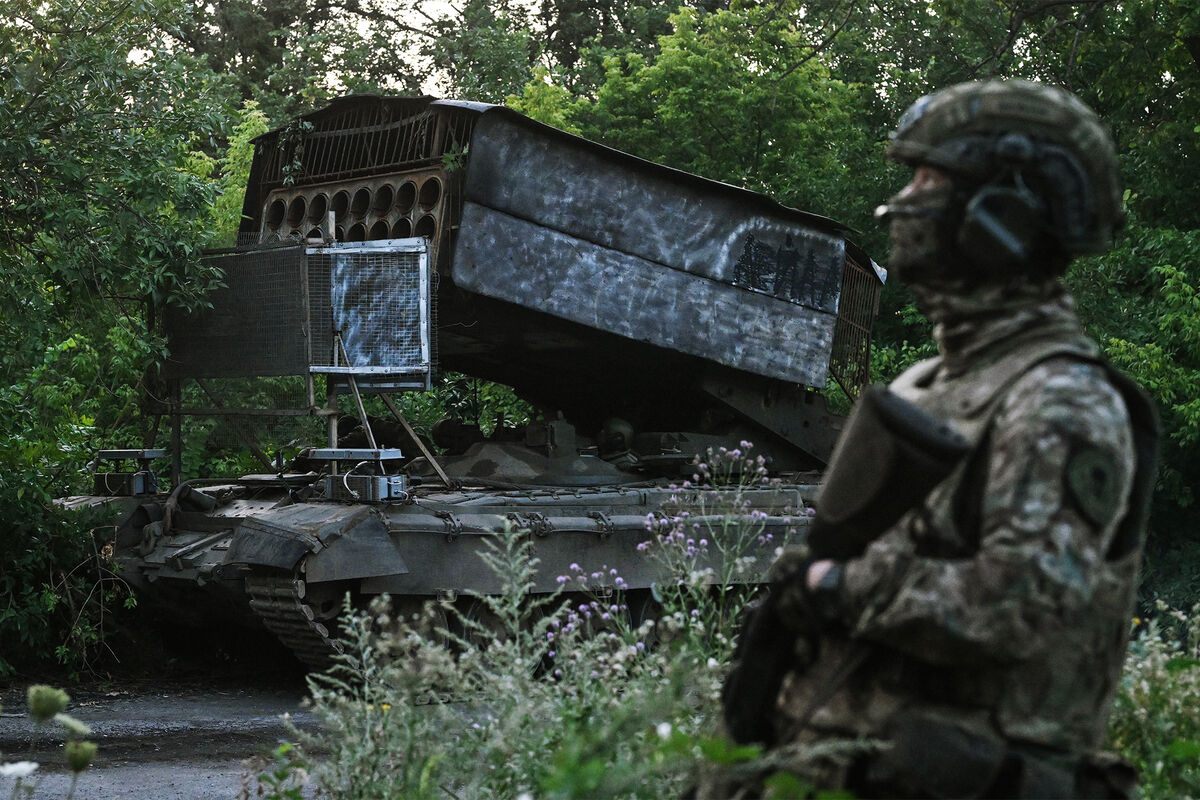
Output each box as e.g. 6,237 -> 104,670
0,670 -> 318,800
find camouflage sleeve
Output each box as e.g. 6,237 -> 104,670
836,360 -> 1136,666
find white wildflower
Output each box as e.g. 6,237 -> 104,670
0,762 -> 39,778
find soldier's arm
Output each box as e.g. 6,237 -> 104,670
830,361 -> 1136,666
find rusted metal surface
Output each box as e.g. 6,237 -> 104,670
829,245 -> 883,398
245,96 -> 476,195
256,167 -> 453,247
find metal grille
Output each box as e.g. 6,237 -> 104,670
254,99 -> 478,190
308,241 -> 430,379
828,253 -> 881,399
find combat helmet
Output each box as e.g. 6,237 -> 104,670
887,80 -> 1124,269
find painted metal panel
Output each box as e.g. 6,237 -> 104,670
461,113 -> 846,313
452,203 -> 836,387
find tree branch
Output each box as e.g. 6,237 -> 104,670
772,1 -> 858,86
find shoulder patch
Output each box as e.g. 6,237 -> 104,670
1065,444 -> 1120,526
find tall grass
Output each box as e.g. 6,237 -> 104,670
272,445 -> 790,799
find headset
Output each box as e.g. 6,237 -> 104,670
955,133 -> 1095,275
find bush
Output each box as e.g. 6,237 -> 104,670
281,445 -> 804,799
1109,602 -> 1200,799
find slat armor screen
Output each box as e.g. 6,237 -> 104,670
164,240 -> 431,391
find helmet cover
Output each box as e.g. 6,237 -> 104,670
887,80 -> 1124,257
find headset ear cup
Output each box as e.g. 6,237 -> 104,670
957,185 -> 1043,273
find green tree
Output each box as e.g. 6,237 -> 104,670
0,0 -> 228,674
421,0 -> 540,102
167,0 -> 413,121
205,101 -> 271,248
563,4 -> 882,229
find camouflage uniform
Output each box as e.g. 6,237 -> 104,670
699,81 -> 1157,799
770,286 -> 1142,797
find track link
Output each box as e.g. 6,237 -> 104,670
245,574 -> 343,668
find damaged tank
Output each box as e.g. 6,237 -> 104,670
63,96 -> 884,667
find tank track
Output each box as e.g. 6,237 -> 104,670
246,574 -> 343,668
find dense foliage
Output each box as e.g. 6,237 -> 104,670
0,0 -> 227,675
1110,603 -> 1200,799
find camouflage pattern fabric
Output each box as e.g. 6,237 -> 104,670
697,285 -> 1147,798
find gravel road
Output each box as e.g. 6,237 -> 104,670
0,673 -> 317,800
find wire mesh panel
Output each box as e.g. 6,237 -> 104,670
308,239 -> 432,390
168,239 -> 431,390
162,247 -> 309,379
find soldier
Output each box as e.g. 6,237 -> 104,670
703,80 -> 1158,799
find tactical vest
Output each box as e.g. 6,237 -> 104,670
888,333 -> 1158,564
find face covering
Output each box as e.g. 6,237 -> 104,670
875,183 -> 962,285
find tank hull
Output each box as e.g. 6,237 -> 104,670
93,479 -> 813,665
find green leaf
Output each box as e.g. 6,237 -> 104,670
1166,738 -> 1200,761
697,736 -> 762,765
1165,656 -> 1200,674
